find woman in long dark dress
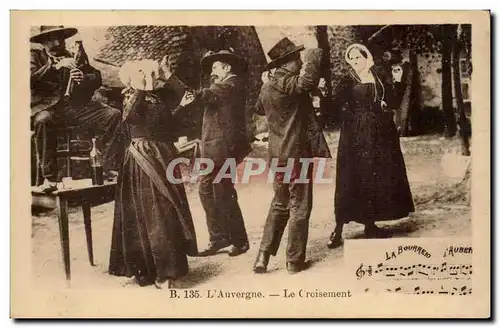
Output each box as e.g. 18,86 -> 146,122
109,60 -> 198,288
327,44 -> 415,249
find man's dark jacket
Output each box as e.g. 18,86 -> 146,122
254,48 -> 331,164
30,47 -> 102,117
197,74 -> 252,166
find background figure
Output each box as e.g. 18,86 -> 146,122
310,77 -> 328,129
30,26 -> 122,191
109,60 -> 198,289
383,49 -> 422,136
253,38 -> 331,274
193,50 -> 252,257
328,43 -> 414,249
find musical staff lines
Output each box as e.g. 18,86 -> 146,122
356,262 -> 473,281
363,284 -> 472,296
347,240 -> 474,297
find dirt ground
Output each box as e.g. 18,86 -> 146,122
30,132 -> 471,290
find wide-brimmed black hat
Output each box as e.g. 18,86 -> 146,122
30,26 -> 78,43
201,49 -> 248,73
382,48 -> 404,65
265,37 -> 305,69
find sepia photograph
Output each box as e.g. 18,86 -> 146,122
10,10 -> 490,318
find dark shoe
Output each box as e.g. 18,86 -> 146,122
104,170 -> 119,181
41,184 -> 58,193
228,243 -> 250,257
38,178 -> 58,193
253,251 -> 270,274
120,275 -> 154,287
286,260 -> 312,274
198,241 -> 231,257
155,278 -> 173,289
185,243 -> 199,257
136,275 -> 155,287
365,225 -> 392,239
327,232 -> 343,249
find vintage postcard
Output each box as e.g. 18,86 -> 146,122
10,10 -> 490,318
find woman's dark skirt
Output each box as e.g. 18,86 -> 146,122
334,111 -> 415,225
109,139 -> 198,284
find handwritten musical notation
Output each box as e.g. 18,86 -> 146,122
345,239 -> 474,297
356,262 -> 473,281
363,284 -> 472,296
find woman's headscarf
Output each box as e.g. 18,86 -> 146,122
344,43 -> 386,105
345,43 -> 375,83
119,59 -> 163,123
119,59 -> 161,91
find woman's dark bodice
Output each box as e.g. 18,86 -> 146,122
337,69 -> 387,116
386,82 -> 405,109
351,83 -> 381,113
122,90 -> 176,142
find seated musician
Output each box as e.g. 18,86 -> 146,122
30,26 -> 122,192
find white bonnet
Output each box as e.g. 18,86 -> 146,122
119,59 -> 161,91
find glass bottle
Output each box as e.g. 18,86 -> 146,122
89,137 -> 104,185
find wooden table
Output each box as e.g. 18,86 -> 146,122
32,180 -> 117,282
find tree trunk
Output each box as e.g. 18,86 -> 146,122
315,25 -> 334,127
440,24 -> 457,138
452,24 -> 471,156
463,162 -> 471,206
399,61 -> 413,136
409,50 -> 423,135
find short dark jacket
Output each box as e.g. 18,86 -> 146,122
254,48 -> 331,164
30,47 -> 102,117
196,75 -> 252,166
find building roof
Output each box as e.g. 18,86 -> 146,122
94,26 -> 190,68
